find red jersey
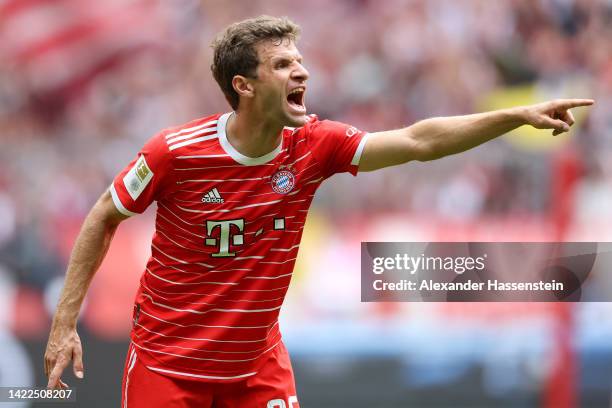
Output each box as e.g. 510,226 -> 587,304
109,112 -> 368,381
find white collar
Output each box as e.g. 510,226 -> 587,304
217,112 -> 284,166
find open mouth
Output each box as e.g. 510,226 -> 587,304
286,87 -> 306,112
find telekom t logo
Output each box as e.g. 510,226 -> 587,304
205,219 -> 244,257
204,218 -> 286,257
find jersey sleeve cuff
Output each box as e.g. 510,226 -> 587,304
109,183 -> 138,217
350,132 -> 370,168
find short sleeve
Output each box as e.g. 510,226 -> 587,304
109,131 -> 173,216
306,118 -> 369,179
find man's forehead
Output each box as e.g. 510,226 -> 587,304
256,40 -> 302,62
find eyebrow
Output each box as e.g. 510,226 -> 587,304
270,54 -> 303,63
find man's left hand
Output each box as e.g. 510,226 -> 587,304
520,99 -> 595,136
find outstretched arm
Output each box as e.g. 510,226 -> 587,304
358,99 -> 594,171
44,190 -> 128,389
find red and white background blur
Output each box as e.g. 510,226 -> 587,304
1,0 -> 612,407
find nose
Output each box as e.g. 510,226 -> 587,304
292,62 -> 309,82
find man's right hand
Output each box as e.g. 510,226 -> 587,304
44,325 -> 84,389
43,190 -> 126,389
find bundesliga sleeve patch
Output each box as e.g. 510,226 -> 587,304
123,155 -> 154,200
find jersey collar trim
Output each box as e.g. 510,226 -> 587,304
217,112 -> 283,166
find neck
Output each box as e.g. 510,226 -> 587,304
225,109 -> 284,158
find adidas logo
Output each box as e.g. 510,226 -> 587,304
202,188 -> 224,204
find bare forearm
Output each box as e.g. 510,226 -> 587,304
409,107 -> 526,161
52,193 -> 124,327
353,99 -> 593,172
46,191 -> 126,387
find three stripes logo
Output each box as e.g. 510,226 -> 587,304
202,188 -> 224,204
165,119 -> 218,151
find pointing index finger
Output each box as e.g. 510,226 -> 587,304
554,99 -> 595,109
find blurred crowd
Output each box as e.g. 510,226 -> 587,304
1,0 -> 611,329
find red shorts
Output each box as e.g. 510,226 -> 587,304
120,342 -> 299,408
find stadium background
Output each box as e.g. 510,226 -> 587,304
1,0 -> 612,406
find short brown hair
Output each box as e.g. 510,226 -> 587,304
211,15 -> 301,110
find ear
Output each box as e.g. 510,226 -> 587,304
232,75 -> 255,99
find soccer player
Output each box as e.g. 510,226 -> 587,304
44,15 -> 593,407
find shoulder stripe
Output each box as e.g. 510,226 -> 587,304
169,134 -> 218,151
165,119 -> 218,139
167,127 -> 217,145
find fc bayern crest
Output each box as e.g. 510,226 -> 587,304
271,169 -> 295,194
